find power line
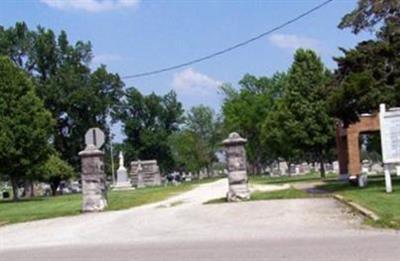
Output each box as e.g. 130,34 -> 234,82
122,0 -> 334,79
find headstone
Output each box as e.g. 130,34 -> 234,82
186,172 -> 192,182
223,132 -> 250,202
361,159 -> 370,174
359,160 -> 370,187
79,128 -> 107,212
199,168 -> 208,179
325,163 -> 333,172
279,161 -> 289,176
379,104 -> 400,192
130,160 -> 161,188
114,151 -> 131,189
332,161 -> 339,174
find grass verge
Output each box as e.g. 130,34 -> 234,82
0,177 -> 221,225
316,175 -> 400,229
250,171 -> 337,185
251,187 -> 310,201
205,187 -> 309,204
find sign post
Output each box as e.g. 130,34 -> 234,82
379,104 -> 400,193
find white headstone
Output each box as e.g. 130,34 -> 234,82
114,151 -> 131,189
85,128 -> 105,149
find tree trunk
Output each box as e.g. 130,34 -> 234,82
277,160 -> 281,176
287,161 -> 292,177
10,176 -> 19,201
24,180 -> 35,198
319,157 -> 326,179
256,160 -> 262,175
30,181 -> 34,197
50,179 -> 61,196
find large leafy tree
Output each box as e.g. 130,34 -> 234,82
41,154 -> 75,196
0,22 -> 124,168
221,73 -> 286,174
261,99 -> 302,173
168,105 -> 223,175
186,105 -> 223,164
281,49 -> 334,177
119,87 -> 184,172
332,1 -> 400,126
187,105 -> 217,144
338,0 -> 400,34
168,130 -> 210,174
0,57 -> 53,200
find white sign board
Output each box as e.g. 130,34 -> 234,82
380,104 -> 400,164
85,128 -> 105,149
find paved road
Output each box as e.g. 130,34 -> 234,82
1,179 -> 400,260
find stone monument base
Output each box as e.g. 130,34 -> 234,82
227,183 -> 250,202
130,160 -> 162,188
112,182 -> 135,191
113,167 -> 132,190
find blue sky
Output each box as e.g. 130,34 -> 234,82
1,0 -> 372,141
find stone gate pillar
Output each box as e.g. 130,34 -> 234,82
79,145 -> 107,212
223,132 -> 250,202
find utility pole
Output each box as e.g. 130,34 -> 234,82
110,131 -> 115,185
108,117 -> 116,185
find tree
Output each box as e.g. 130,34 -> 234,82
0,56 -> 53,200
186,105 -> 223,171
261,99 -> 302,174
187,105 -> 216,143
282,49 -> 334,177
119,87 -> 184,172
339,0 -> 400,34
168,130 -> 210,174
0,23 -> 124,168
41,154 -> 75,196
332,2 -> 400,126
221,73 -> 286,174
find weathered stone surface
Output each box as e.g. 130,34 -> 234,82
117,168 -> 129,183
223,132 -> 250,202
79,145 -> 107,212
130,160 -> 161,188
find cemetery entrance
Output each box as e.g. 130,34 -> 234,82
335,113 -> 380,178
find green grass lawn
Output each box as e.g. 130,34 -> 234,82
250,171 -> 337,185
316,175 -> 400,229
205,187 -> 309,204
0,177 -> 221,226
251,187 -> 310,201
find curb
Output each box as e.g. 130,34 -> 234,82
333,194 -> 380,221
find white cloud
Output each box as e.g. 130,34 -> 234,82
40,0 -> 140,12
268,34 -> 321,52
172,68 -> 222,97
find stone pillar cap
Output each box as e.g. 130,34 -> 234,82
79,144 -> 105,156
223,132 -> 247,146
